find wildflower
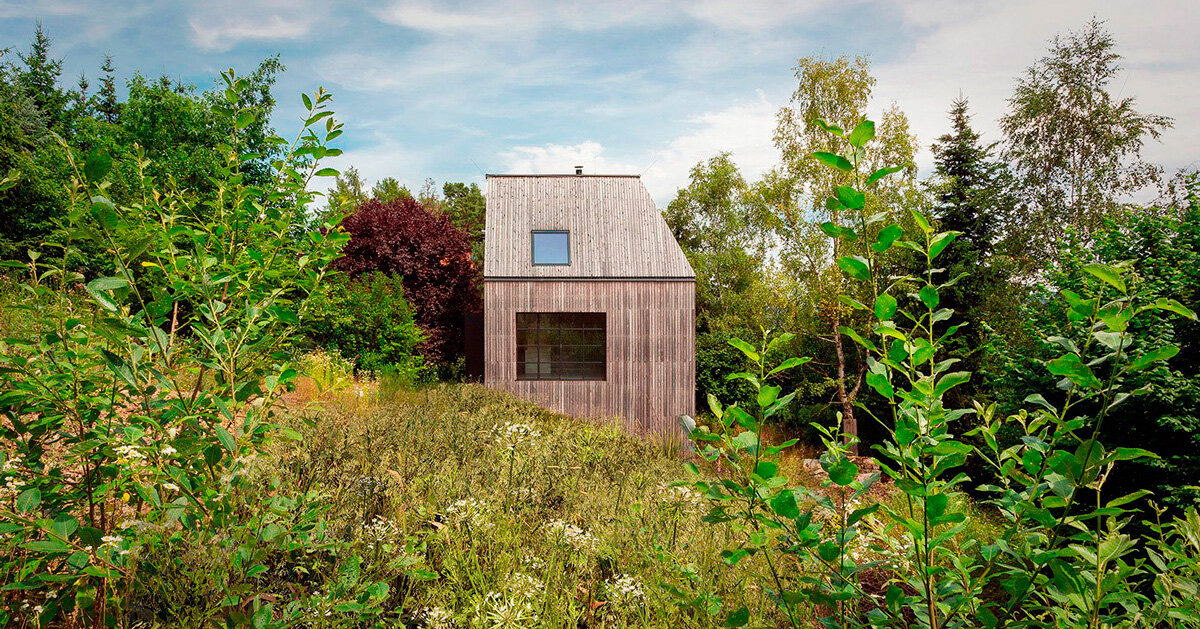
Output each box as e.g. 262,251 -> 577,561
167,426 -> 179,439
100,535 -> 123,548
445,498 -> 495,533
506,572 -> 544,600
163,482 -> 180,492
493,421 -> 542,451
418,606 -> 453,628
606,574 -> 646,607
478,591 -> 540,627
0,476 -> 25,500
545,519 -> 599,554
657,484 -> 705,509
161,445 -> 177,456
360,515 -> 401,551
521,555 -> 546,572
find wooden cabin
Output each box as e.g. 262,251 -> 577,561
483,171 -> 696,436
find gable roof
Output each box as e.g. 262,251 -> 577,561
484,174 -> 694,280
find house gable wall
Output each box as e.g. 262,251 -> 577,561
484,279 -> 695,436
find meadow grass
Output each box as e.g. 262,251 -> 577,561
266,355 -> 1001,628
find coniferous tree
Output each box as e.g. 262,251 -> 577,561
97,55 -> 120,123
929,97 -> 1019,400
15,23 -> 67,129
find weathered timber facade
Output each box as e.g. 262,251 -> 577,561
483,174 -> 695,435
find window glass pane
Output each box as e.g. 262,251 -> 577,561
532,231 -> 570,265
514,312 -> 606,381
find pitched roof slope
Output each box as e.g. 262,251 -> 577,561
484,174 -> 694,279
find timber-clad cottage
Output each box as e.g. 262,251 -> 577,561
483,170 -> 696,435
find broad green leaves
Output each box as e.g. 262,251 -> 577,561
1047,353 -> 1102,389
836,256 -> 871,280
874,293 -> 897,320
16,488 -> 41,513
1082,262 -> 1127,294
872,224 -> 903,252
1128,345 -> 1179,372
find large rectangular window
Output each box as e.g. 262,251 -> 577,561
531,230 -> 570,265
516,312 -> 605,381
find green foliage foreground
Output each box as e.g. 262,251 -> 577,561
0,72 -> 368,625
681,119 -> 1200,628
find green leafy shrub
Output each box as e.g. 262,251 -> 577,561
988,194 -> 1200,510
0,71 -> 432,627
305,271 -> 426,379
681,117 -> 1200,628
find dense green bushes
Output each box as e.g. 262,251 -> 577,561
304,272 -> 426,379
988,195 -> 1200,509
0,72 -> 435,627
681,118 -> 1200,628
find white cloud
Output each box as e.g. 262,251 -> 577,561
318,136 -> 432,195
187,0 -> 325,51
498,141 -> 643,176
495,92 -> 780,204
373,0 -> 681,37
0,0 -> 93,18
642,90 -> 780,201
680,0 -> 836,31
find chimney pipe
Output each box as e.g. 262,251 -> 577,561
574,165 -> 583,175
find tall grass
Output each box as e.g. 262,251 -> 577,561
272,377 -> 761,627
266,358 -> 1000,627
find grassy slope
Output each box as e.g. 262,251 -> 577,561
274,380 -> 760,627
273,367 -> 1001,628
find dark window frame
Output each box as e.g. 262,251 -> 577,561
531,230 -> 571,266
515,312 -> 606,381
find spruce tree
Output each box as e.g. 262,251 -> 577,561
15,23 -> 67,129
97,55 -> 120,123
929,97 -> 1017,401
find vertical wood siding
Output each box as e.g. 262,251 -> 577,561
484,176 -> 694,279
484,280 -> 695,436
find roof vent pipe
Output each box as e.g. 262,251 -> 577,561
574,165 -> 583,175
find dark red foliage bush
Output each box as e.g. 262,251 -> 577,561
334,196 -> 482,364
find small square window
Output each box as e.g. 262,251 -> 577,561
532,230 -> 570,265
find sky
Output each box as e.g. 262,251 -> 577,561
2,0 -> 1198,206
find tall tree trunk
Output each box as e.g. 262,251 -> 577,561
833,313 -> 859,455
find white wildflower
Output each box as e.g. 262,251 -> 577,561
162,482 -> 180,492
0,476 -> 25,500
606,573 -> 646,607
445,497 -> 494,533
160,445 -> 177,456
114,444 -> 146,461
360,515 -> 401,551
506,572 -> 543,600
418,606 -> 453,628
493,421 -> 541,451
100,535 -> 123,548
657,484 -> 705,509
478,591 -> 540,627
545,519 -> 599,554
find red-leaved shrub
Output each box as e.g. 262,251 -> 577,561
335,197 -> 481,364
